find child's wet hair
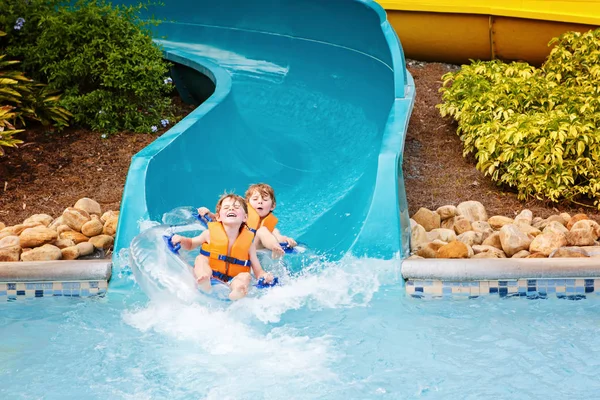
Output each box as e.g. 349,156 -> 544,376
245,183 -> 276,205
215,193 -> 248,215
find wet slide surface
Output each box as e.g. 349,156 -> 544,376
114,0 -> 415,261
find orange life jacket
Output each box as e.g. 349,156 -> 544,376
246,206 -> 278,233
199,221 -> 253,281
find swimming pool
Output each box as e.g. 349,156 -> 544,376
2,251 -> 600,399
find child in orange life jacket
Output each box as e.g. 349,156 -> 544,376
172,194 -> 274,301
198,183 -> 297,258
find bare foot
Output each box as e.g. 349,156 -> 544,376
196,274 -> 212,293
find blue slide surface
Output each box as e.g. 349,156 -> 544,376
113,0 -> 415,261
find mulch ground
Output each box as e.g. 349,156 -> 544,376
1,63 -> 599,227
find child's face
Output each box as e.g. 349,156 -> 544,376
248,190 -> 274,218
216,198 -> 247,225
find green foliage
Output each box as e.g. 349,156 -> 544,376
0,29 -> 70,155
438,28 -> 600,208
0,105 -> 24,156
1,0 -> 174,134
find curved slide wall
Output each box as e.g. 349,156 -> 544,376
113,0 -> 416,261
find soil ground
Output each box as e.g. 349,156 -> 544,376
1,63 -> 598,226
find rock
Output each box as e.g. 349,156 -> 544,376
472,252 -> 503,259
53,238 -> 76,249
570,220 -> 600,238
101,210 -> 119,223
488,216 -> 514,230
0,222 -> 4,230
406,255 -> 424,260
566,228 -> 596,246
89,234 -> 114,250
61,246 -> 80,260
516,223 -> 542,237
76,242 -> 95,256
74,198 -> 102,216
436,205 -> 457,220
59,231 -> 90,244
441,217 -> 455,230
410,223 -> 428,252
482,232 -> 503,250
62,207 -> 91,232
412,208 -> 441,232
559,213 -> 571,225
416,241 -> 446,258
543,221 -> 569,235
526,252 -> 547,258
57,224 -> 73,235
453,216 -> 472,235
472,245 -> 507,258
0,235 -> 20,248
21,244 -> 62,261
499,224 -> 533,257
48,216 -> 64,230
1,222 -> 42,237
550,247 -> 589,258
103,216 -> 118,236
81,219 -> 104,237
457,231 -> 483,247
23,214 -> 53,227
456,200 -> 487,222
514,209 -> 533,226
429,228 -> 456,243
0,245 -> 21,261
471,221 -> 494,240
436,241 -> 469,258
18,226 -> 59,248
532,217 -> 544,227
529,232 -> 567,256
512,250 -> 530,258
567,214 -> 589,230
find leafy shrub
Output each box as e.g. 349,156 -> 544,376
438,29 -> 600,208
1,0 -> 174,134
0,29 -> 70,155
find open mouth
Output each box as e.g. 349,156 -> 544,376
226,212 -> 237,218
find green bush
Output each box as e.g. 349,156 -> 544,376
438,29 -> 600,208
1,0 -> 174,134
0,29 -> 70,155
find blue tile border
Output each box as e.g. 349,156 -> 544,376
406,277 -> 600,300
0,280 -> 108,301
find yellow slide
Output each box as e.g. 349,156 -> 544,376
378,0 -> 600,65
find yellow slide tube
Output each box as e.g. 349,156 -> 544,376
378,0 -> 600,65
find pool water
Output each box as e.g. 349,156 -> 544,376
2,246 -> 600,399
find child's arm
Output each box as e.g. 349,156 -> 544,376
249,242 -> 273,283
197,206 -> 217,221
273,228 -> 297,247
256,227 -> 285,259
172,230 -> 209,251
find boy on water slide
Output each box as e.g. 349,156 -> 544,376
198,183 -> 297,258
172,194 -> 274,301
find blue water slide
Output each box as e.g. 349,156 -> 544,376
113,0 -> 415,261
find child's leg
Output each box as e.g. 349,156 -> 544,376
228,272 -> 251,300
193,255 -> 213,293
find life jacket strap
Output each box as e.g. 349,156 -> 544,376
245,223 -> 257,235
199,248 -> 251,267
212,270 -> 234,283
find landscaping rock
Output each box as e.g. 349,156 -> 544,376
436,241 -> 469,258
23,214 -> 53,227
529,232 -> 567,256
499,224 -> 533,257
456,200 -> 487,222
82,219 -> 104,237
61,246 -> 80,260
0,245 -> 21,262
0,235 -> 20,248
20,244 -> 61,261
19,226 -> 58,248
63,207 -> 91,232
74,197 -> 102,216
76,242 -> 95,257
436,205 -> 457,220
412,207 -> 440,231
59,231 -> 90,244
103,216 -> 118,236
89,234 -> 114,250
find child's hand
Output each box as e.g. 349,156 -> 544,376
259,271 -> 274,284
197,207 -> 210,217
271,245 -> 285,259
172,234 -> 192,250
280,236 -> 297,247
